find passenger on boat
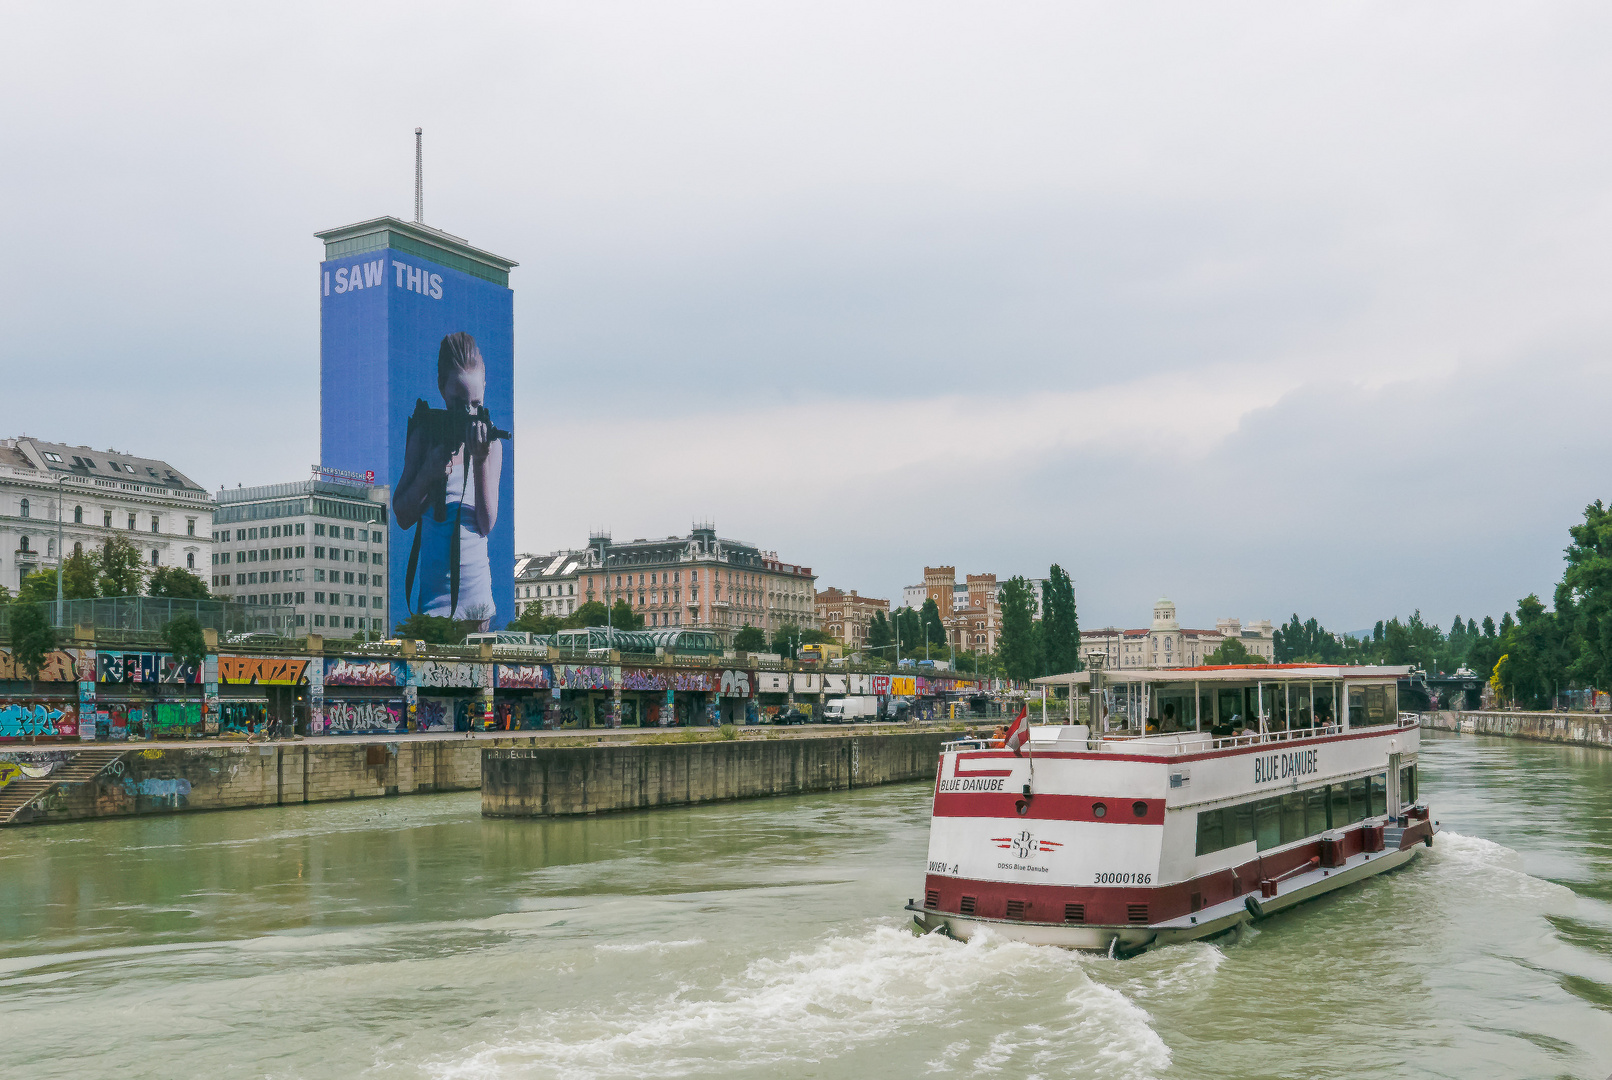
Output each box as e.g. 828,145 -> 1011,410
989,723 -> 1008,748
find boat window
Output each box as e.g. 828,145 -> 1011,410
1351,684 -> 1392,727
1400,764 -> 1417,804
1216,688 -> 1242,732
1305,785 -> 1329,836
1195,809 -> 1224,856
1348,777 -> 1370,823
1270,688 -> 1289,731
1370,773 -> 1388,817
1290,684 -> 1312,729
1328,782 -> 1350,830
1279,791 -> 1307,845
1231,801 -> 1255,847
1255,798 -> 1282,851
1313,684 -> 1336,727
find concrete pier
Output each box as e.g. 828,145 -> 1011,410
482,730 -> 951,817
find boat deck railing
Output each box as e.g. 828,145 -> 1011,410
943,715 -> 1419,755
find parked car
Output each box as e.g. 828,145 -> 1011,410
772,707 -> 809,725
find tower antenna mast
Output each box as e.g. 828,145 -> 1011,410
414,127 -> 424,223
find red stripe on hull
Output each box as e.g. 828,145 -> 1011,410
923,820 -> 1431,926
951,723 -> 1412,766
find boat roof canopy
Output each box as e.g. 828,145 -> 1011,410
1030,663 -> 1412,687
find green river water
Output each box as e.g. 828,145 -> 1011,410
3,731 -> 1612,1079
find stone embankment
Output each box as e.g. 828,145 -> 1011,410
483,730 -> 951,817
1422,710 -> 1612,750
0,725 -> 945,827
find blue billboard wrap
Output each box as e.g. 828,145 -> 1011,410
320,245 -> 515,631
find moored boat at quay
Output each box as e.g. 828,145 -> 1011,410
907,663 -> 1437,954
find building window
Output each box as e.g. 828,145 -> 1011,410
315,592 -> 325,603
295,592 -> 305,604
236,574 -> 245,585
344,528 -> 354,540
127,514 -> 136,530
73,505 -> 82,524
374,597 -> 383,610
186,519 -> 195,536
314,523 -> 325,536
104,511 -> 112,527
19,499 -> 28,518
314,614 -> 325,627
150,550 -> 159,566
296,615 -> 305,627
19,535 -> 29,552
73,542 -> 82,556
186,553 -> 195,569
344,617 -> 354,629
314,569 -> 325,582
150,516 -> 159,533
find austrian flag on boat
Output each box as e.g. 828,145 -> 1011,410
1005,707 -> 1029,755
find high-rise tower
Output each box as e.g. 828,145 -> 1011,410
315,215 -> 518,631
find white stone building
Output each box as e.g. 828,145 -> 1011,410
0,437 -> 213,596
1082,597 -> 1275,670
514,550 -> 584,619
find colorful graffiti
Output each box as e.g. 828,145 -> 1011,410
324,658 -> 404,687
0,647 -> 88,683
219,656 -> 309,685
324,699 -> 404,735
494,663 -> 550,690
0,701 -> 78,738
98,652 -> 202,685
408,661 -> 488,689
620,668 -> 669,691
554,665 -> 609,690
719,670 -> 753,698
416,697 -> 454,732
153,703 -> 203,731
674,671 -> 718,692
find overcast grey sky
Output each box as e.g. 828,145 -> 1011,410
3,2 -> 1608,632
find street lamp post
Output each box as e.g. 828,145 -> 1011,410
54,475 -> 74,627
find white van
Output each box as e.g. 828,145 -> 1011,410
822,696 -> 880,723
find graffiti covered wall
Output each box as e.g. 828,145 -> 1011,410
219,657 -> 309,686
324,658 -> 405,687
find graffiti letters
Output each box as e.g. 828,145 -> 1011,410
0,702 -> 77,739
324,700 -> 404,735
407,661 -> 487,689
720,670 -> 752,698
219,656 -> 309,686
0,647 -> 84,683
494,663 -> 550,690
324,658 -> 404,687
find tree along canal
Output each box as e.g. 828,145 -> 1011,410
2,731 -> 1611,1079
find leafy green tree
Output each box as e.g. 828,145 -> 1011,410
770,623 -> 801,656
162,613 -> 207,667
1495,595 -> 1570,708
15,569 -> 61,605
508,607 -> 562,635
97,535 -> 147,597
867,610 -> 892,653
733,625 -> 767,651
1204,637 -> 1267,665
1040,564 -> 1080,675
148,566 -> 212,600
608,598 -> 644,632
393,612 -> 470,644
997,576 -> 1040,681
8,603 -> 59,686
62,550 -> 99,599
895,607 -> 924,658
561,600 -> 608,629
919,598 -> 947,653
0,583 -> 10,605
1559,500 -> 1612,692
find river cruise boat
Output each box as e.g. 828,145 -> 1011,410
908,664 -> 1437,953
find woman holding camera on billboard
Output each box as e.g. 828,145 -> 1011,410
395,332 -> 506,630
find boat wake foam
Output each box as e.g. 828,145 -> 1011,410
426,924 -> 1173,1080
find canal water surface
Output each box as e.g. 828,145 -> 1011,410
3,731 -> 1612,1079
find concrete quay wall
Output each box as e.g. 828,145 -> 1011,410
1422,710 -> 1612,750
6,739 -> 492,826
482,731 -> 950,818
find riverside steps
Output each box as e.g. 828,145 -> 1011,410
482,728 -> 952,818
